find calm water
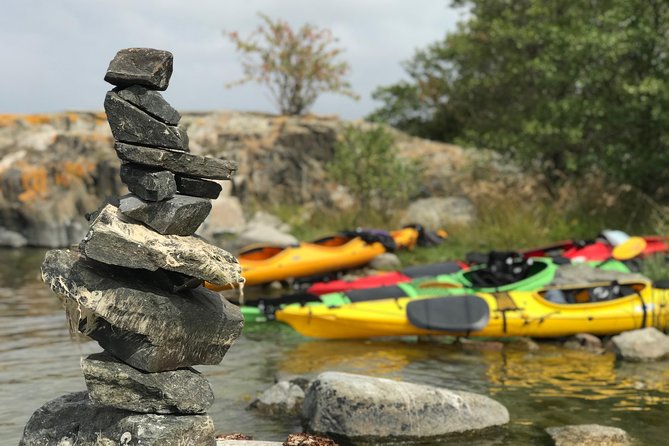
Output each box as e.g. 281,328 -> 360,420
2,249 -> 669,445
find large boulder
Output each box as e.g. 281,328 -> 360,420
20,391 -> 215,446
302,372 -> 509,441
545,424 -> 632,446
610,327 -> 669,361
400,196 -> 477,229
80,204 -> 241,286
41,248 -> 244,372
82,352 -> 214,414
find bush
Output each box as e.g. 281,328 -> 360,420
326,125 -> 420,219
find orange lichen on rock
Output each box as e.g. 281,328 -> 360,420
54,161 -> 96,188
22,114 -> 54,126
18,165 -> 49,203
0,114 -> 20,128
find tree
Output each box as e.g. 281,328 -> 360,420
369,0 -> 669,200
225,13 -> 359,115
326,125 -> 420,218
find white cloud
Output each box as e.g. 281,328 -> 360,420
0,0 -> 463,119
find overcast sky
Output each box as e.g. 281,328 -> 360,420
0,1 -> 465,120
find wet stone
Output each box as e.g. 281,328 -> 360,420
80,204 -> 242,286
41,249 -> 244,372
116,85 -> 181,125
105,91 -> 189,151
82,352 -> 214,414
104,47 -> 174,91
120,163 -> 176,201
119,194 -> 211,236
115,142 -> 237,180
19,391 -> 215,446
176,175 -> 223,199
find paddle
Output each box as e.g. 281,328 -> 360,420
597,236 -> 647,266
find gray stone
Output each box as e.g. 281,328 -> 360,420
237,223 -> 298,248
248,380 -> 306,416
41,249 -> 244,372
611,327 -> 669,361
302,372 -> 509,441
117,85 -> 181,125
104,48 -> 174,91
400,196 -> 477,229
546,424 -> 632,446
217,442 -> 282,446
119,194 -> 212,236
105,91 -> 188,151
19,391 -> 215,446
115,142 -> 237,180
120,163 -> 177,201
0,227 -> 27,247
369,253 -> 401,271
176,175 -> 223,199
82,352 -> 214,414
80,204 -> 242,287
563,333 -> 604,354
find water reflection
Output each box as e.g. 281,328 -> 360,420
2,248 -> 669,445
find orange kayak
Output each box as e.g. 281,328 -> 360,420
207,227 -> 426,289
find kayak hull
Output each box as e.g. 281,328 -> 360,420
276,282 -> 669,339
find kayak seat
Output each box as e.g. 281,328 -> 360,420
344,285 -> 408,302
407,295 -> 490,332
401,261 -> 463,279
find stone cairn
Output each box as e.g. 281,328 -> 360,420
20,48 -> 245,446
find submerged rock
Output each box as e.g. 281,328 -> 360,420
105,91 -> 189,151
546,424 -> 632,446
248,380 -> 306,416
116,85 -> 181,125
119,194 -> 211,236
82,351 -> 214,414
120,163 -> 177,201
41,249 -> 244,372
115,142 -> 237,180
80,204 -> 242,286
19,391 -> 215,446
302,372 -> 509,441
104,47 -> 174,91
611,327 -> 669,361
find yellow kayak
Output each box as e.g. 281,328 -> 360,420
275,279 -> 669,339
207,226 -> 427,289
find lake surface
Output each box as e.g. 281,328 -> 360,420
2,248 -> 669,445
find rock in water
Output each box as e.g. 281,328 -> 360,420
104,48 -> 174,91
41,249 -> 244,372
116,85 -> 181,125
176,175 -> 223,199
82,352 -> 214,414
105,91 -> 189,151
120,163 -> 177,201
546,424 -> 632,446
80,204 -> 242,286
115,142 -> 237,180
19,391 -> 215,446
302,372 -> 509,441
119,194 -> 211,236
611,327 -> 669,361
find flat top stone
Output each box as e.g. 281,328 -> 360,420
104,48 -> 173,90
115,142 -> 237,180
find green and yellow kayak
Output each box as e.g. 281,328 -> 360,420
276,279 -> 669,339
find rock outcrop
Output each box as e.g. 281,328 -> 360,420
0,106 -> 528,247
21,48 -> 244,446
302,371 -> 509,442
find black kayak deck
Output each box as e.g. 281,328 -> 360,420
406,295 -> 490,332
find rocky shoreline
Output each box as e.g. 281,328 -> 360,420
0,105 -> 519,248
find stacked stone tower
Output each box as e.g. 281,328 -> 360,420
20,48 -> 245,446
